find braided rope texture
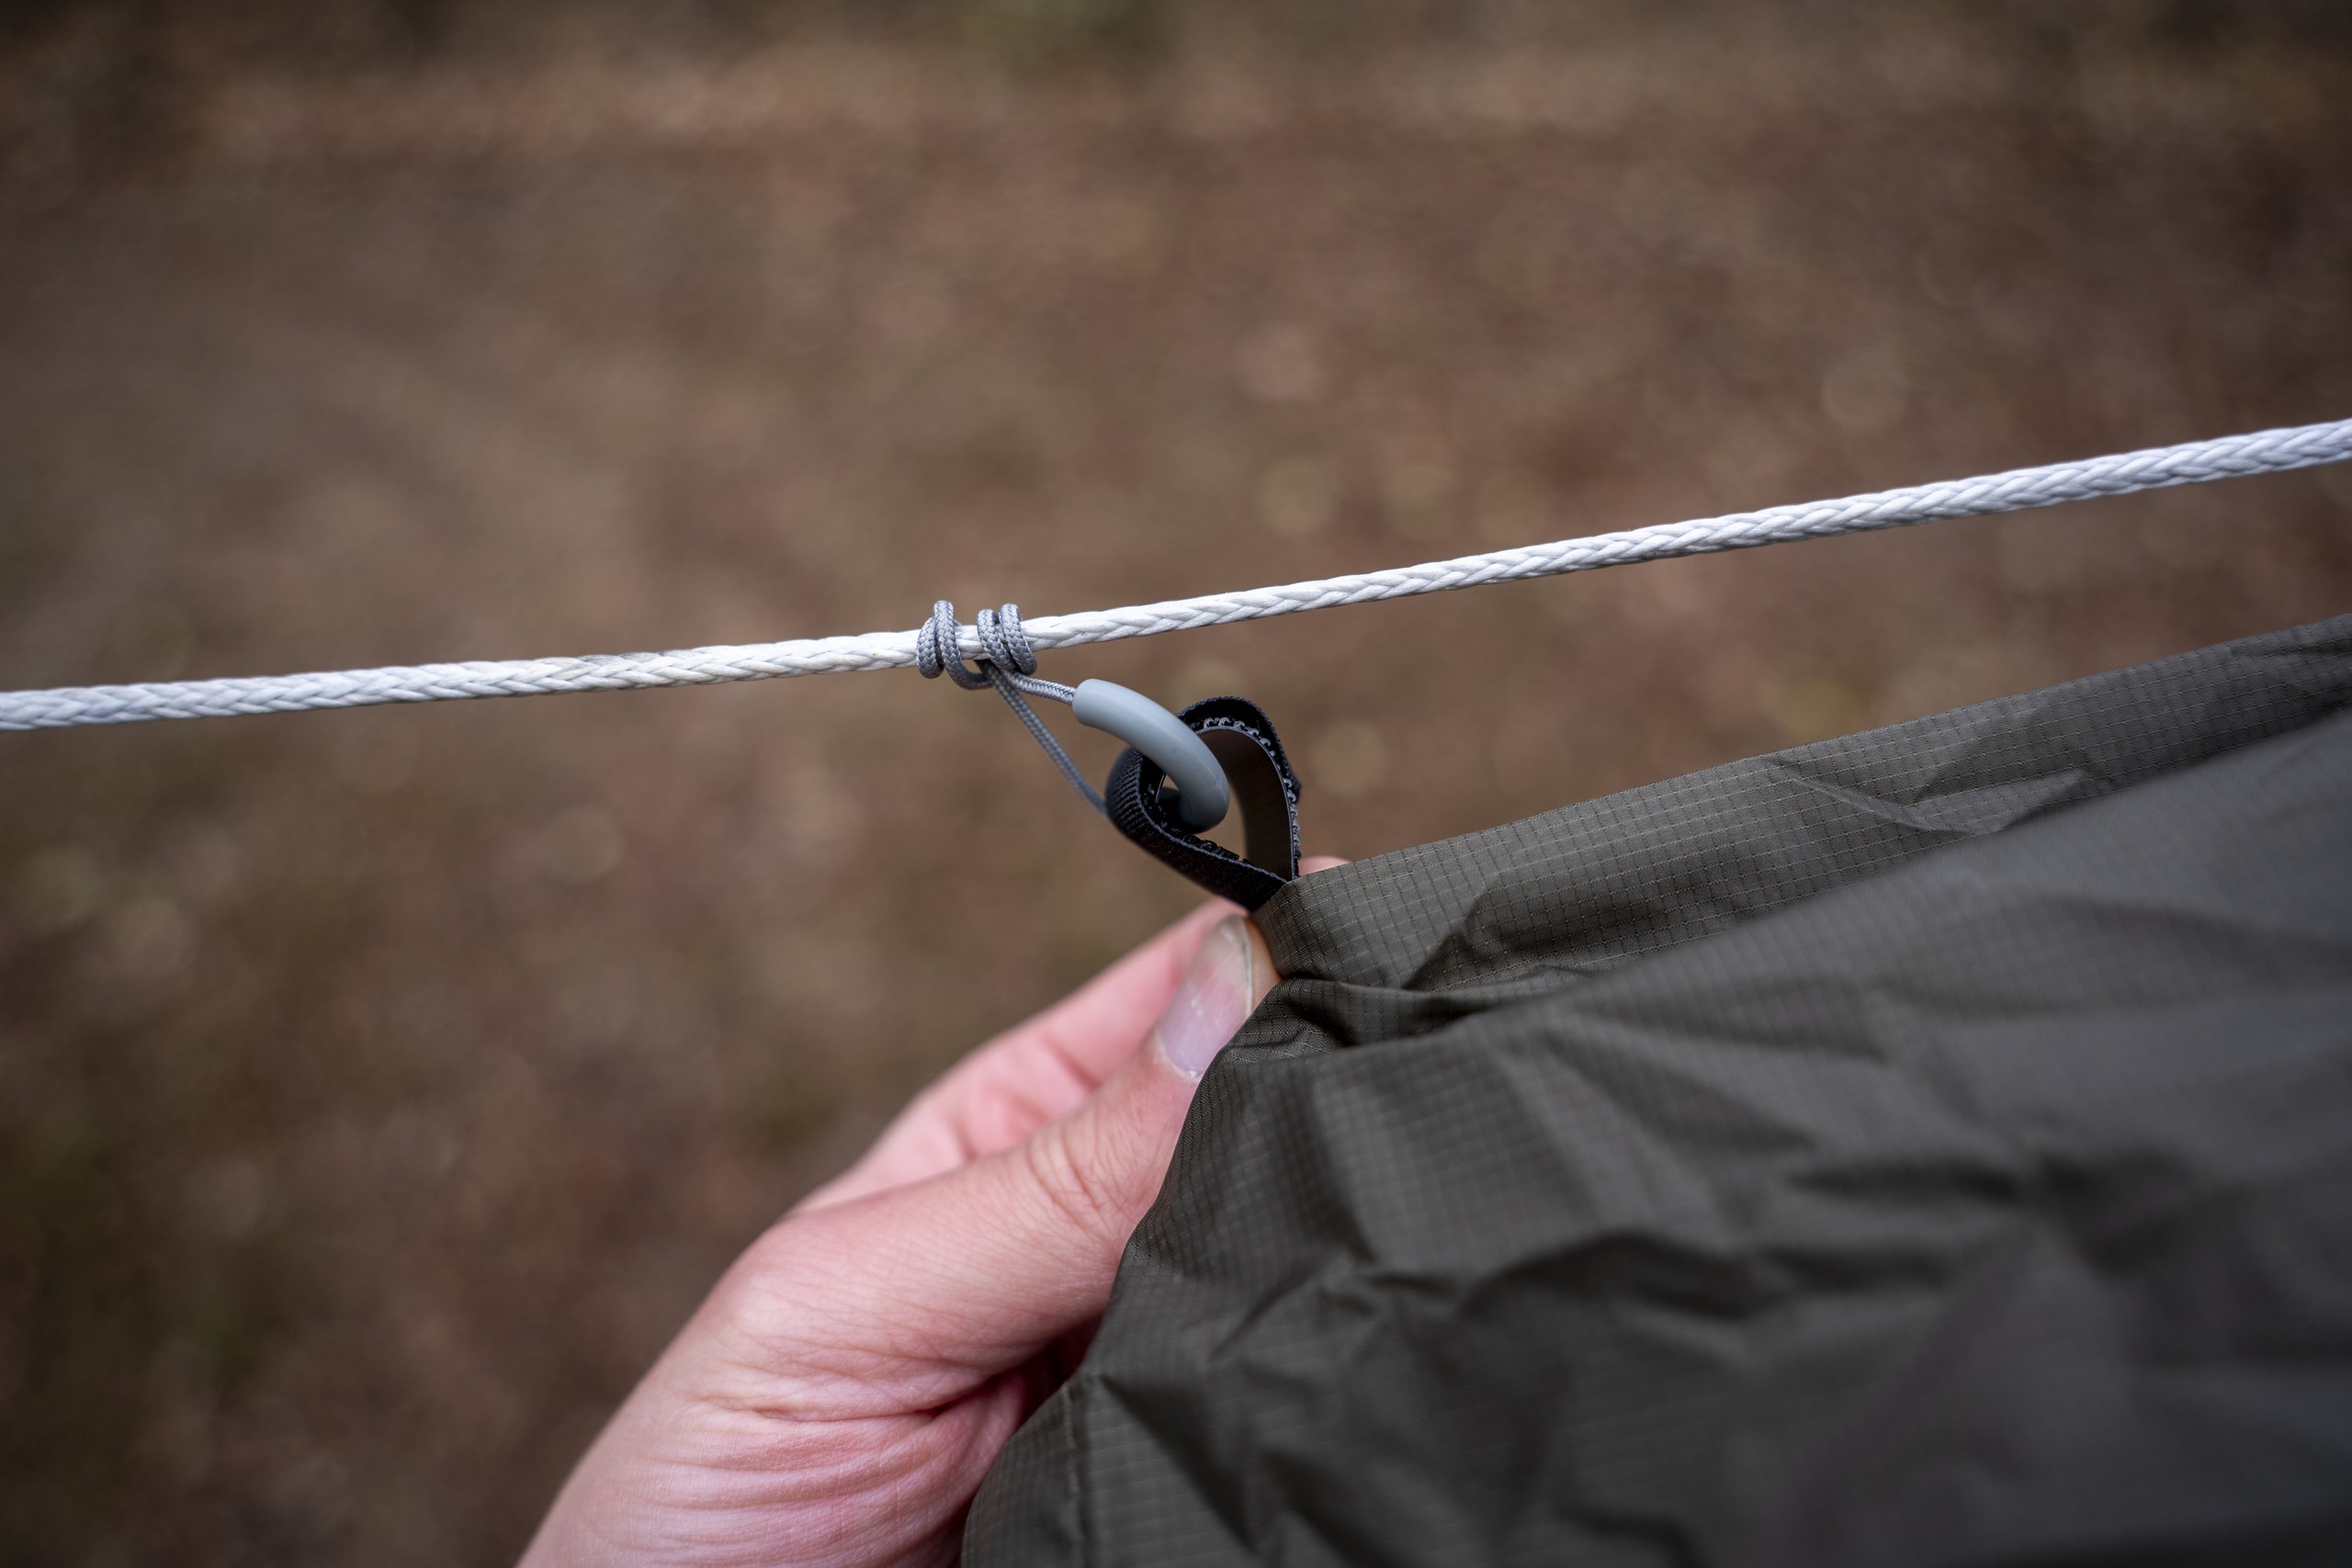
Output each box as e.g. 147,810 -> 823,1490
5,417 -> 2347,730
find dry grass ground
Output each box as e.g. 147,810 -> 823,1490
2,3 -> 2349,1561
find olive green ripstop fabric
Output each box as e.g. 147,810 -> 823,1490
966,614 -> 2352,1568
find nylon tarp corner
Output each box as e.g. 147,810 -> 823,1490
966,615 -> 2352,1568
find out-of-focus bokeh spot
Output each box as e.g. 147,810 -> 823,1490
3,1 -> 2350,1561
1306,719 -> 1389,801
1258,455 -> 1340,538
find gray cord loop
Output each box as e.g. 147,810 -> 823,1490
915,599 -> 1235,829
919,600 -> 1057,694
917,599 -> 990,690
975,604 -> 1038,677
919,599 -> 1106,817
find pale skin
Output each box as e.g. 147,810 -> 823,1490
523,863 -> 1341,1568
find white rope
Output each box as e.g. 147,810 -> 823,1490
5,417 -> 2347,731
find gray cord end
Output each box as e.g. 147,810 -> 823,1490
1072,680 -> 1229,832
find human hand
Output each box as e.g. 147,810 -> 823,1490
521,876 -> 1330,1567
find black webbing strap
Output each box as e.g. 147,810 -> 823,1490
1102,695 -> 1301,911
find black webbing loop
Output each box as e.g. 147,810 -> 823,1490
1102,695 -> 1301,911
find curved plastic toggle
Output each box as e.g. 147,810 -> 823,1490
1071,680 -> 1229,832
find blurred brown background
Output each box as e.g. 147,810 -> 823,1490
2,1 -> 2348,1561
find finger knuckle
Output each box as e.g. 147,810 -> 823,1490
1023,1123 -> 1130,1249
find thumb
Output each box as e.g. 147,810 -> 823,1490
784,915 -> 1276,1388
1009,912 -> 1277,1280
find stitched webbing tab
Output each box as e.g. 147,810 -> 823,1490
1103,696 -> 1301,910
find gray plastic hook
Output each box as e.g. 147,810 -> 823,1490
1071,680 -> 1229,832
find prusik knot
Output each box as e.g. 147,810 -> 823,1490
917,601 -> 1037,689
914,598 -> 1102,816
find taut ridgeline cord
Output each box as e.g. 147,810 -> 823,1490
3,418 -> 2348,731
